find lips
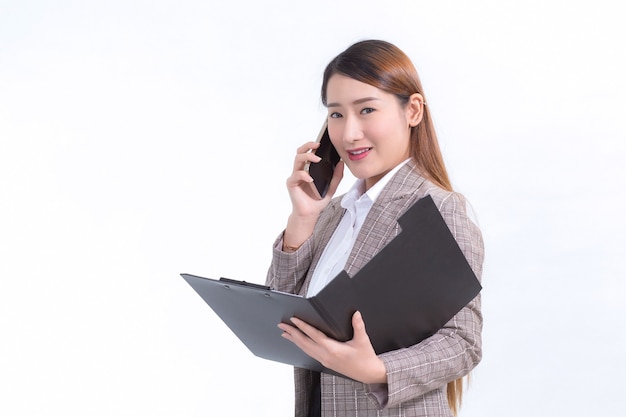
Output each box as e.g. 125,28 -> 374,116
347,147 -> 372,161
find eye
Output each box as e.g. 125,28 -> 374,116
329,111 -> 343,119
361,107 -> 375,115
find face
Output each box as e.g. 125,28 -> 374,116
325,74 -> 422,190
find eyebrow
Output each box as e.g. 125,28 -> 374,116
326,97 -> 380,108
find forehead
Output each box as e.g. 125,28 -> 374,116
325,74 -> 390,106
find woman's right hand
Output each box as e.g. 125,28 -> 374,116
282,141 -> 344,251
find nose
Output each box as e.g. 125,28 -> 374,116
342,115 -> 364,143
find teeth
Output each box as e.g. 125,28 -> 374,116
349,148 -> 371,155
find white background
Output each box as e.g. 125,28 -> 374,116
1,1 -> 624,416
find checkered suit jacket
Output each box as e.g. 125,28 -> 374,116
266,160 -> 484,417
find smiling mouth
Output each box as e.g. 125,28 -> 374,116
348,147 -> 372,156
346,147 -> 372,161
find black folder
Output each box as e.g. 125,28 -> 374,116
181,195 -> 482,377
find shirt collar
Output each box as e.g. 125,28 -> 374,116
341,158 -> 411,209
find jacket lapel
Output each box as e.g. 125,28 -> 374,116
344,161 -> 427,276
301,160 -> 428,294
299,199 -> 345,296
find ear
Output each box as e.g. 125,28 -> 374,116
406,93 -> 424,127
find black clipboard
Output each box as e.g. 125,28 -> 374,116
180,273 -> 352,376
181,195 -> 482,377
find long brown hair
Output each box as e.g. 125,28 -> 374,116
321,39 -> 465,414
321,39 -> 452,192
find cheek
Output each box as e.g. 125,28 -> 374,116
374,120 -> 411,153
367,122 -> 393,143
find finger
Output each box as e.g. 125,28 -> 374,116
292,151 -> 322,171
277,322 -> 295,333
292,141 -> 321,171
350,311 -> 370,344
278,323 -> 322,359
290,317 -> 328,342
352,311 -> 364,331
286,170 -> 314,187
278,322 -> 308,343
296,141 -> 321,155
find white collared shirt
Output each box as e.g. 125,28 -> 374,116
306,159 -> 410,297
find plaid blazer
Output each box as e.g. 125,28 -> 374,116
266,160 -> 484,417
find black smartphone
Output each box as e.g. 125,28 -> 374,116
305,121 -> 341,199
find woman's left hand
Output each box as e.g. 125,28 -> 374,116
278,311 -> 387,384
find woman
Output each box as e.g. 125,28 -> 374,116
266,39 -> 484,417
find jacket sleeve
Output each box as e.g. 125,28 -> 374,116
265,232 -> 315,295
366,191 -> 485,409
265,198 -> 344,295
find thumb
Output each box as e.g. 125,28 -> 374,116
351,311 -> 368,341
